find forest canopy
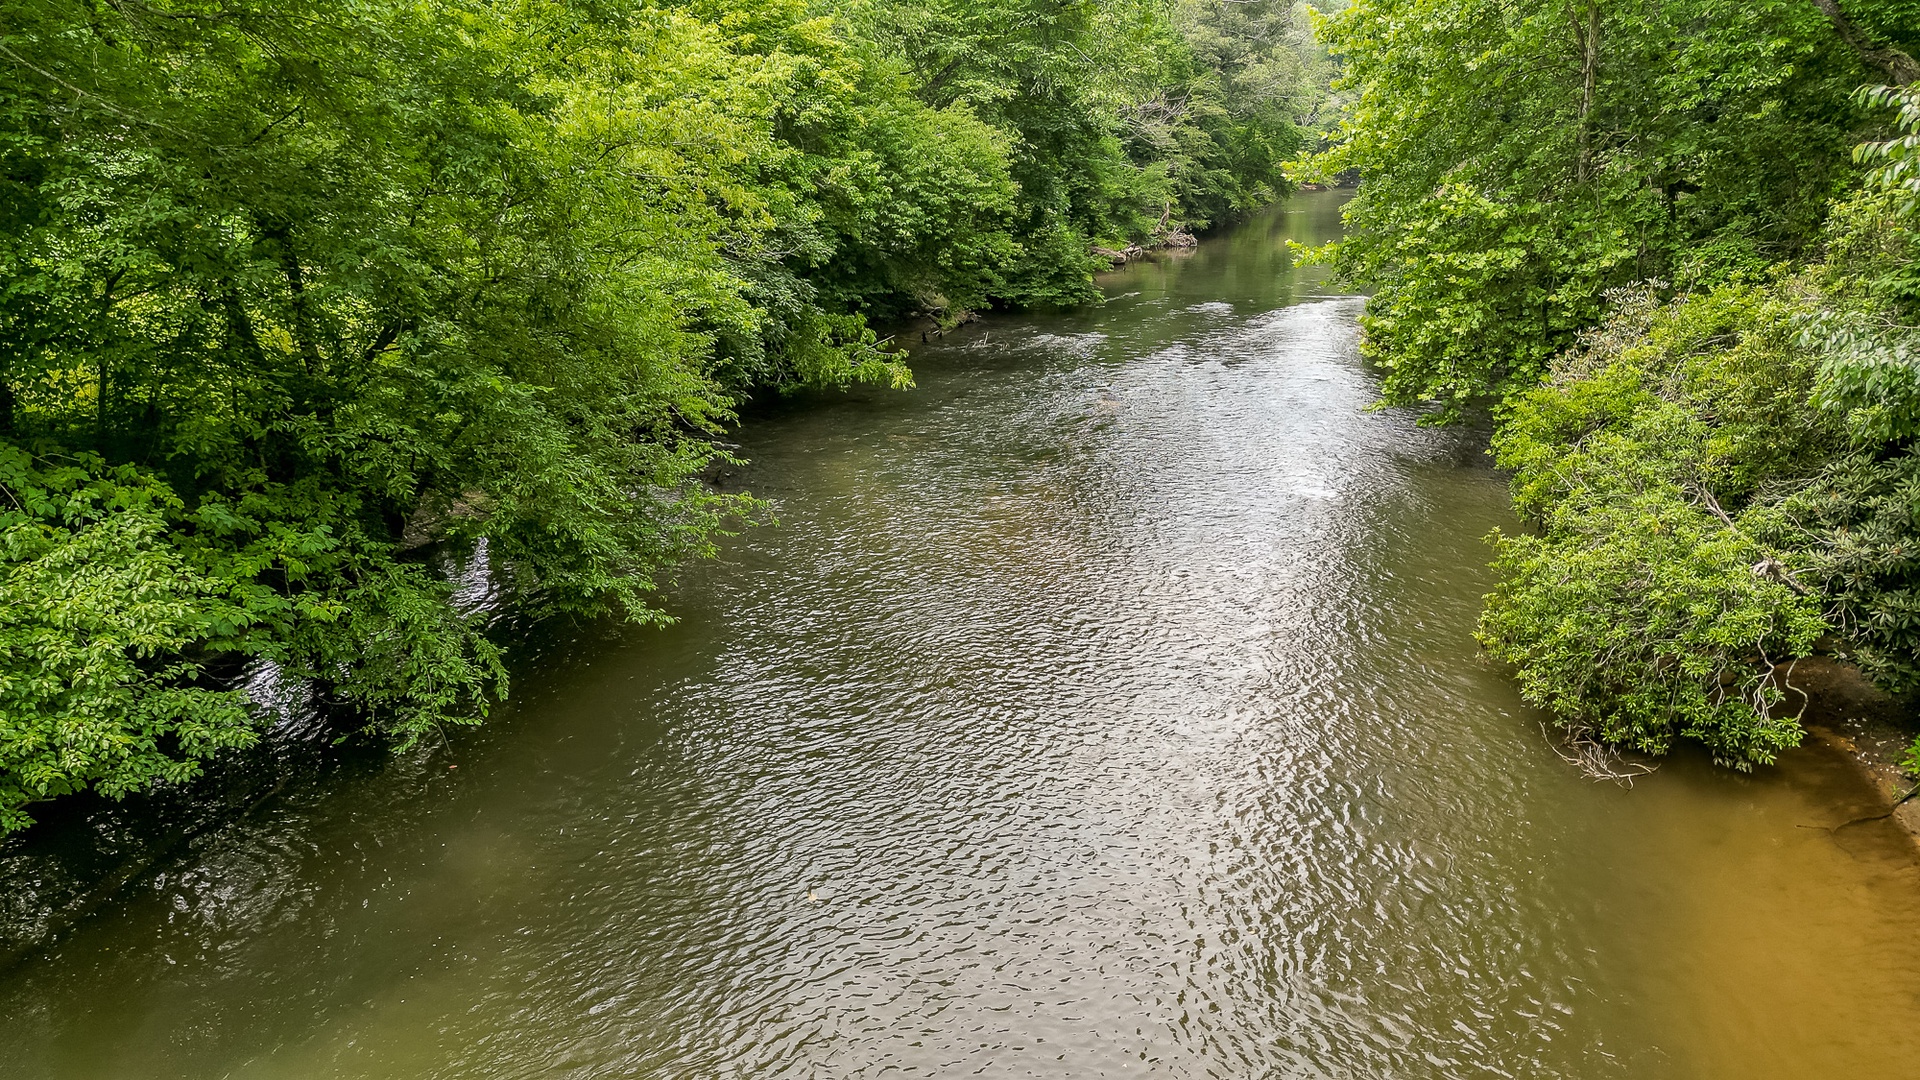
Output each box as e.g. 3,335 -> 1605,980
0,0 -> 1338,832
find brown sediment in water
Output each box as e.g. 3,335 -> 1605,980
1782,655 -> 1920,845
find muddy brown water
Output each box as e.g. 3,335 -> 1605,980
4,192 -> 1920,1078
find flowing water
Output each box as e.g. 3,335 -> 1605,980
6,191 -> 1920,1078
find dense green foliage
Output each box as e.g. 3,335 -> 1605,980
1315,0 -> 1920,766
1482,182 -> 1920,767
0,0 -> 1332,830
1302,0 -> 1917,418
1483,285 -> 1841,766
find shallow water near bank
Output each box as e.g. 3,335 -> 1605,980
5,191 -> 1920,1077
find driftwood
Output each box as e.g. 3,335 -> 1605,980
918,310 -> 979,342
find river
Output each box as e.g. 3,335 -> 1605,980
5,190 -> 1920,1077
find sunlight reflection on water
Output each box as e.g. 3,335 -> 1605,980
5,192 -> 1920,1079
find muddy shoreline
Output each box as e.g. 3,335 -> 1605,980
1789,657 -> 1920,843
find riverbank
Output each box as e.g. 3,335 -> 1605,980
905,204 -> 1305,348
0,708 -> 369,972
1787,658 -> 1920,842
0,197 -> 1305,975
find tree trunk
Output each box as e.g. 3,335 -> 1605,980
1571,2 -> 1599,183
1810,0 -> 1919,85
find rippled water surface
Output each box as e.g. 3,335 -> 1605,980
8,192 -> 1920,1078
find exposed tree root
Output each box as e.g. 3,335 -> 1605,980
1542,723 -> 1658,785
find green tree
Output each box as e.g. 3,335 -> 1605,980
1473,82 -> 1920,768
1300,0 -> 1914,418
0,0 -> 1318,829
